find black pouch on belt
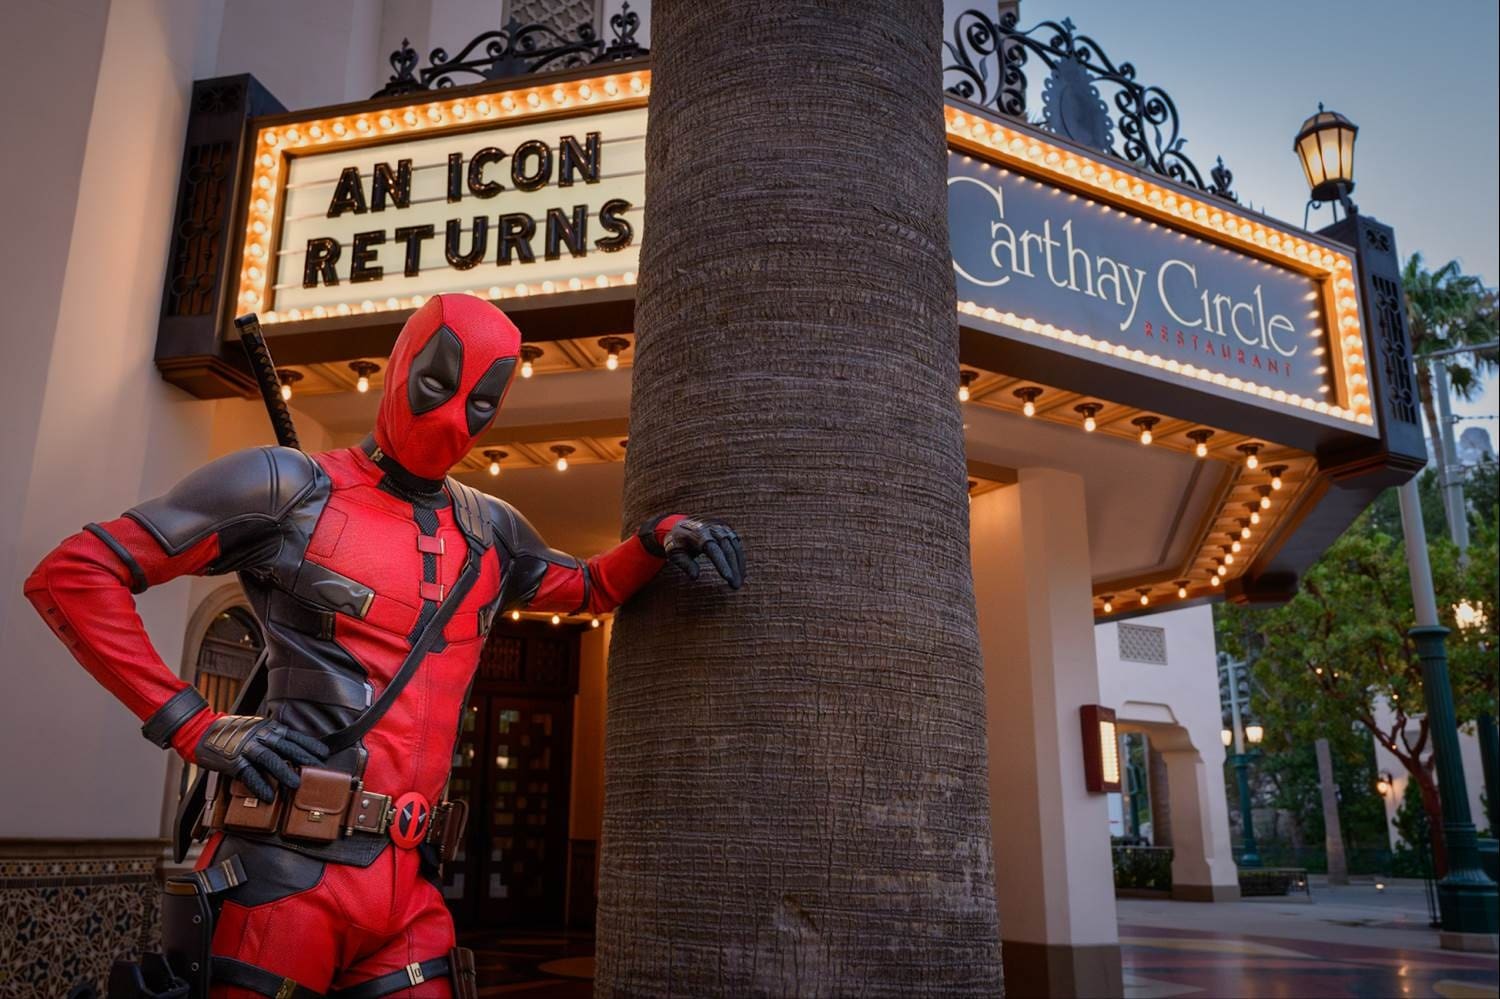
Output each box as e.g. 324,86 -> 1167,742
156,855 -> 247,998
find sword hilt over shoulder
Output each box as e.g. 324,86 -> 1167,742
234,313 -> 301,451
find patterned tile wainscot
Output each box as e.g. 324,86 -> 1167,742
0,839 -> 166,998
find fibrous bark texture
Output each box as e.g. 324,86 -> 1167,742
596,2 -> 1003,994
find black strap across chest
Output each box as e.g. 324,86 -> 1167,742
319,545 -> 482,755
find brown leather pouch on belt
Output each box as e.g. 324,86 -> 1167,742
449,946 -> 478,999
222,780 -> 284,833
282,767 -> 354,843
432,799 -> 469,863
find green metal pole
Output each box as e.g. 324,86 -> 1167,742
1234,753 -> 1261,868
1479,712 -> 1499,837
1399,477 -> 1498,937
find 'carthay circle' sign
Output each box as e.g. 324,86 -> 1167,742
949,157 -> 1326,402
943,105 -> 1372,430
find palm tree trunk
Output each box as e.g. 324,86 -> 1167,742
596,2 -> 1003,995
1415,362 -> 1450,526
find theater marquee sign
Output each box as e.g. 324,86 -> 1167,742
233,74 -> 648,330
944,106 -> 1375,432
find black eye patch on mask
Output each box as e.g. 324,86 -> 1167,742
407,325 -> 464,415
466,356 -> 516,436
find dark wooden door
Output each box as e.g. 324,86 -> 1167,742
477,696 -> 573,925
441,621 -> 580,929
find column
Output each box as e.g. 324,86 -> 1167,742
971,469 -> 1122,998
1157,744 -> 1240,901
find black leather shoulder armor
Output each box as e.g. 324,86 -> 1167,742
125,447 -> 325,558
446,478 -> 494,553
486,496 -> 577,568
486,495 -> 579,611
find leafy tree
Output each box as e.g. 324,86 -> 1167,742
1248,728 -> 1388,869
1219,513 -> 1497,875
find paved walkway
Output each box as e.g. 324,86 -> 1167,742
1120,879 -> 1498,998
467,882 -> 1500,997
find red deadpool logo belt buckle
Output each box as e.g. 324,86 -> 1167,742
390,791 -> 431,849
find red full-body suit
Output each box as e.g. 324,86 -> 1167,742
25,295 -> 742,997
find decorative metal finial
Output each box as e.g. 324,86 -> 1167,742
943,10 -> 1238,202
373,3 -> 646,98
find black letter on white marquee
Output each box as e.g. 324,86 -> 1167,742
327,167 -> 368,218
303,237 -> 341,287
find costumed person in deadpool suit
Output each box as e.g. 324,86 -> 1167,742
26,294 -> 744,998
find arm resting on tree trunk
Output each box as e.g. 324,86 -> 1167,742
524,515 -> 688,615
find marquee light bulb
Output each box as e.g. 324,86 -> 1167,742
1250,510 -> 1261,525
958,383 -> 970,403
489,459 -> 500,476
1085,415 -> 1096,432
1269,466 -> 1286,490
1231,540 -> 1242,553
1224,552 -> 1235,566
606,352 -> 620,371
1132,416 -> 1159,446
1177,583 -> 1188,599
1014,386 -> 1042,417
1239,443 -> 1261,470
1076,403 -> 1101,432
1260,495 -> 1271,510
1211,573 -> 1221,586
1024,400 -> 1036,417
590,616 -> 600,628
556,456 -> 568,471
280,383 -> 292,402
1139,591 -> 1149,606
1241,525 -> 1252,540
1102,597 -> 1114,614
521,359 -> 534,378
510,609 -> 521,621
357,375 -> 369,393
551,614 -> 561,625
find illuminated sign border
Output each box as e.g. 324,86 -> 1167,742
235,69 -> 652,327
944,104 -> 1374,431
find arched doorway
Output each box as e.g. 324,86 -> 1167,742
191,604 -> 263,712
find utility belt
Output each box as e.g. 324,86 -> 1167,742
204,766 -> 468,862
106,855 -> 479,998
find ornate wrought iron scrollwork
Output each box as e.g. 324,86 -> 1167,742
944,12 -> 1237,202
374,2 -> 646,98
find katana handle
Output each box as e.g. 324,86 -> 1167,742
235,313 -> 301,451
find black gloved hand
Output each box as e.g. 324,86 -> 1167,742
660,517 -> 745,589
194,714 -> 329,802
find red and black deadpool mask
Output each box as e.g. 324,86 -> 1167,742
374,294 -> 521,480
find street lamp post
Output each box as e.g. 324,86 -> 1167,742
1298,106 -> 1498,943
1221,660 -> 1264,868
